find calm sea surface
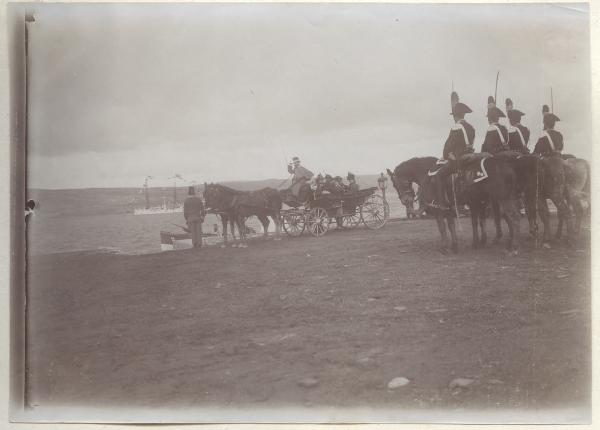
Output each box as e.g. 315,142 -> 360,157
28,193 -> 407,256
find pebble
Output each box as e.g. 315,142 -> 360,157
449,378 -> 474,389
394,306 -> 407,312
297,377 -> 319,388
387,377 -> 410,389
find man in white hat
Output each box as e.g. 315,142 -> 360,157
287,156 -> 314,198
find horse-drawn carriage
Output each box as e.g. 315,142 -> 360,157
280,186 -> 389,237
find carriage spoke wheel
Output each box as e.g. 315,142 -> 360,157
307,207 -> 330,237
340,212 -> 361,229
282,211 -> 306,237
361,195 -> 389,230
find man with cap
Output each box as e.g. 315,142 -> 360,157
533,105 -> 563,156
183,186 -> 205,248
505,98 -> 530,153
287,156 -> 314,199
347,172 -> 360,193
481,96 -> 509,154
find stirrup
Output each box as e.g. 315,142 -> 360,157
427,200 -> 449,211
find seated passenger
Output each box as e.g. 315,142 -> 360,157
347,172 -> 360,193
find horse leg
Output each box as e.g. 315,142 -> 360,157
236,214 -> 247,248
553,197 -> 573,245
525,194 -> 539,248
492,201 -> 503,244
257,214 -> 270,239
447,213 -> 458,254
272,212 -> 282,240
500,199 -> 520,255
221,215 -> 228,248
537,197 -> 552,246
470,205 -> 479,248
229,216 -> 237,241
573,199 -> 583,235
479,203 -> 488,247
435,213 -> 449,253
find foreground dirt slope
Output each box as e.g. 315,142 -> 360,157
28,218 -> 590,411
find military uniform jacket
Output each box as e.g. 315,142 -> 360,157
481,123 -> 509,154
533,129 -> 564,156
442,120 -> 475,159
288,165 -> 314,184
507,123 -> 530,153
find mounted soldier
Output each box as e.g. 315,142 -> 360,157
287,156 -> 314,199
427,91 -> 474,210
533,105 -> 563,156
481,96 -> 509,154
505,98 -> 530,154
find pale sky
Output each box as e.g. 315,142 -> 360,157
27,3 -> 591,189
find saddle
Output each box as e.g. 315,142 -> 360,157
427,159 -> 448,177
457,152 -> 495,185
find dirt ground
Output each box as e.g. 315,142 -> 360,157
27,216 -> 590,416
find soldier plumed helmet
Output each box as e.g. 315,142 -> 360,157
505,98 -> 524,121
487,96 -> 505,119
507,109 -> 525,121
451,91 -> 459,108
451,103 -> 472,116
542,105 -> 560,124
450,91 -> 471,115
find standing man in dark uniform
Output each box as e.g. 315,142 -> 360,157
481,96 -> 509,154
184,186 -> 205,248
533,105 -> 563,156
505,98 -> 530,153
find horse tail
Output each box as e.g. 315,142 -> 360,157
582,158 -> 591,195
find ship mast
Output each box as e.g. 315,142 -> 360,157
143,176 -> 153,209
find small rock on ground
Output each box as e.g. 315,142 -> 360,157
297,377 -> 319,388
449,378 -> 474,389
387,377 -> 410,389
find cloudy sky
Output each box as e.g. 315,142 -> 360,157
27,2 -> 590,189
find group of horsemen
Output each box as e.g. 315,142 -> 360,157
426,92 -> 565,210
286,92 -> 565,210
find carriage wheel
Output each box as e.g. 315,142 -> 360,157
361,195 -> 389,230
339,212 -> 361,229
306,207 -> 330,237
282,211 -> 306,237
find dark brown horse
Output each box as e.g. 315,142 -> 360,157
203,183 -> 281,247
455,155 -> 522,254
387,157 -> 460,253
495,152 -> 576,247
562,156 -> 590,236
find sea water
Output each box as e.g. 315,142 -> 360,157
27,194 -> 407,256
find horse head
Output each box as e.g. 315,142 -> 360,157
203,183 -> 220,210
387,167 -> 415,208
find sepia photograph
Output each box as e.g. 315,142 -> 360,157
8,1 -> 592,424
